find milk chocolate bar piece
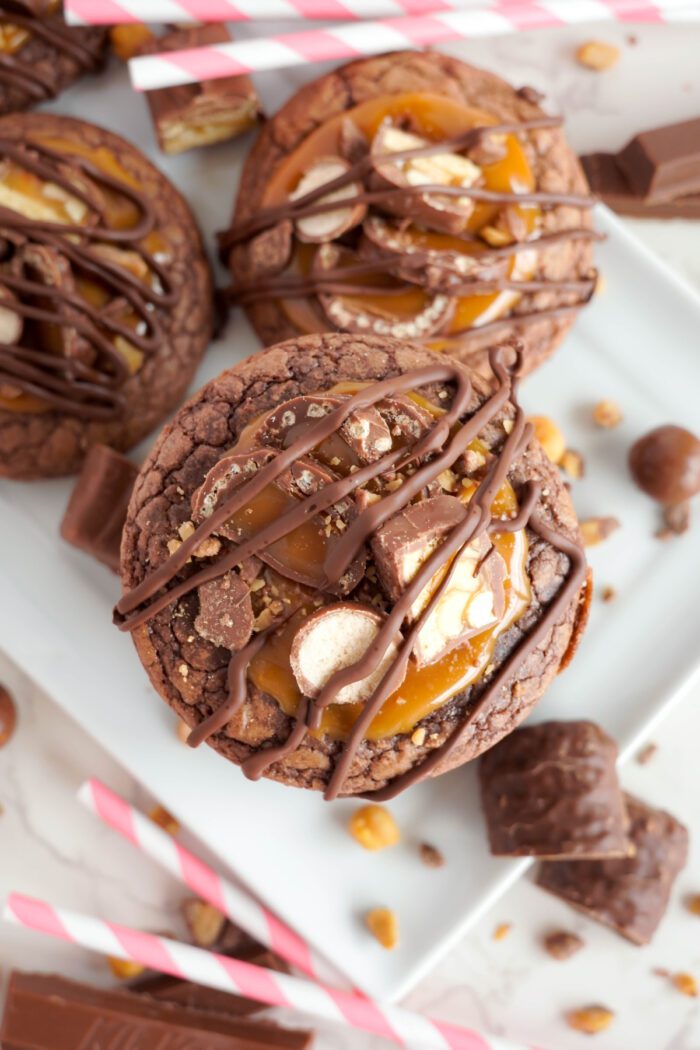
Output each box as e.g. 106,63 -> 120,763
145,25 -> 261,155
537,794 -> 688,945
479,720 -> 631,859
60,443 -> 138,572
581,151 -> 700,219
617,117 -> 700,202
1,972 -> 313,1050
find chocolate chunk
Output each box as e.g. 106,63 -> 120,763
144,25 -> 261,155
371,496 -> 505,667
582,150 -> 700,219
617,118 -> 700,202
238,221 -> 293,282
289,602 -> 402,704
479,720 -> 631,859
629,425 -> 700,505
60,444 -> 139,572
195,571 -> 254,651
0,971 -> 313,1049
0,683 -> 17,748
537,794 -> 688,945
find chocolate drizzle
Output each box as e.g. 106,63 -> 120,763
0,137 -> 175,419
0,10 -> 103,102
116,347 -> 587,800
222,114 -> 599,340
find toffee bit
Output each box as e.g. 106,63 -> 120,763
560,448 -> 585,479
686,894 -> 700,917
419,843 -> 446,868
672,972 -> 698,998
601,585 -> 617,603
543,930 -> 584,961
149,805 -> 180,836
592,399 -> 623,429
580,516 -> 621,547
566,1005 -> 615,1035
366,907 -> 399,950
576,41 -> 620,71
0,684 -> 17,748
636,742 -> 658,766
493,922 -> 512,941
656,501 -> 691,540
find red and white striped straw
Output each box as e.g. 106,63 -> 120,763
65,0 -> 700,27
125,1 -> 700,91
78,779 -> 344,988
5,892 -> 532,1049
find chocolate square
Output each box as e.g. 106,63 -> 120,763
537,793 -> 688,945
60,444 -> 138,572
479,720 -> 631,859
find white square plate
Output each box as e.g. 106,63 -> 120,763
2,57 -> 700,1005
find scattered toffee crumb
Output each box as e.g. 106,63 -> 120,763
686,894 -> 700,917
653,966 -> 671,979
626,34 -> 638,46
566,1005 -> 615,1035
0,684 -> 17,748
543,930 -> 584,961
601,585 -> 617,603
560,448 -> 585,479
672,973 -> 698,998
419,843 -> 446,868
149,805 -> 180,836
636,742 -> 658,766
580,516 -> 621,547
493,923 -> 512,942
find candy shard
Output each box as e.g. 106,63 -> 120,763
289,602 -> 402,705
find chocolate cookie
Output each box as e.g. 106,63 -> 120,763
117,333 -> 590,799
0,113 -> 212,479
0,4 -> 106,114
223,51 -> 598,379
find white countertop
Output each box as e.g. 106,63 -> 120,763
2,21 -> 700,1050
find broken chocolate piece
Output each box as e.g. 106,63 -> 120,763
60,444 -> 139,572
371,495 -> 505,667
237,221 -> 293,282
144,26 -> 261,155
290,156 -> 366,243
370,123 -> 481,234
289,602 -> 402,704
582,150 -> 700,219
479,720 -> 631,859
195,571 -> 254,651
617,117 -> 700,202
537,793 -> 688,945
0,971 -> 312,1049
543,930 -> 584,961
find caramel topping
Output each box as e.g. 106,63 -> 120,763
116,350 -> 587,800
0,134 -> 175,419
224,93 -> 600,341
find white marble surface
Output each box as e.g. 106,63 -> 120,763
2,21 -> 700,1050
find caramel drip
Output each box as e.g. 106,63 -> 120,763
222,113 -> 598,339
0,11 -> 102,100
116,348 -> 587,799
0,139 -> 174,419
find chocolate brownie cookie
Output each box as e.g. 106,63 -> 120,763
0,3 -> 106,114
117,333 -> 590,799
0,113 -> 212,479
222,51 -> 598,379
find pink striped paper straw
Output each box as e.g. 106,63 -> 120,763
5,892 -> 532,1049
126,0 -> 700,91
78,778 -> 344,988
66,0 -> 700,27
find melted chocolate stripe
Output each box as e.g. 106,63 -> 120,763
115,362 -> 473,624
0,51 -> 53,97
0,13 -> 102,100
8,13 -> 104,69
0,137 -> 172,419
221,115 -> 567,249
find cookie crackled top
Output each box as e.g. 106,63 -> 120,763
118,334 -> 590,799
223,51 -> 599,379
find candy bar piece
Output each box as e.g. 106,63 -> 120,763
0,971 -> 313,1050
537,794 -> 688,945
195,571 -> 254,651
371,496 -> 505,667
145,26 -> 261,155
289,602 -> 401,704
616,117 -> 700,202
479,721 -> 631,859
582,151 -> 700,218
60,444 -> 138,572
